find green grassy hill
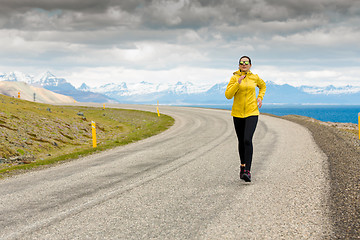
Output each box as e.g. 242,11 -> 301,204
0,94 -> 174,177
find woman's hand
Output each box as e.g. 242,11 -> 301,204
238,75 -> 246,84
257,98 -> 262,108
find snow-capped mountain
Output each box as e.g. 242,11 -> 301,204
86,81 -> 213,98
80,80 -> 360,104
33,71 -> 68,87
206,82 -> 228,94
0,71 -> 116,103
78,83 -> 91,92
0,71 -> 68,87
0,71 -> 34,84
300,85 -> 360,95
0,81 -> 75,104
92,82 -> 129,94
2,70 -> 360,104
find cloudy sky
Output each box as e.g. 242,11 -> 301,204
1,0 -> 360,88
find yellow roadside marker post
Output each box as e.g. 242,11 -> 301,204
157,101 -> 160,117
92,121 -> 97,148
103,103 -> 105,110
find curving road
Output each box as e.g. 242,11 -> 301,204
0,105 -> 332,239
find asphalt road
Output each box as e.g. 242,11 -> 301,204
0,105 -> 332,239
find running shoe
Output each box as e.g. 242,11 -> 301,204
243,170 -> 251,182
240,165 -> 245,179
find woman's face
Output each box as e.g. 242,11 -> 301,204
239,58 -> 251,72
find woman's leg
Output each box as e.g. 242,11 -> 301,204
233,117 -> 245,165
243,116 -> 258,171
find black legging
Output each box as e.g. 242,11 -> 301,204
233,116 -> 258,171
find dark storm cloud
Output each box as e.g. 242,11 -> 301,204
1,0 -> 359,48
0,0 -> 143,30
0,0 -> 128,12
0,0 -> 358,54
1,0 -> 359,31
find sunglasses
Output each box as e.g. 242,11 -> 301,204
239,61 -> 250,65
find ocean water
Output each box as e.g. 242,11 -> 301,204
181,104 -> 360,124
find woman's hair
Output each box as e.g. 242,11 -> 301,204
239,56 -> 252,65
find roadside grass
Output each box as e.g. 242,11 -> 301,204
0,94 -> 174,178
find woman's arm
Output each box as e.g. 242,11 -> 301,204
257,76 -> 266,108
257,76 -> 266,100
225,75 -> 242,99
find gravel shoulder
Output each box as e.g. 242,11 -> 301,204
271,114 -> 360,239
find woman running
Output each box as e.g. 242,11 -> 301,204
225,56 -> 266,182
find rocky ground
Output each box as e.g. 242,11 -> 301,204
275,114 -> 360,239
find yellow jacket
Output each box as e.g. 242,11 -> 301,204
225,70 -> 266,118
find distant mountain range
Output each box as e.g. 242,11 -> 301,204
1,71 -> 360,105
0,81 -> 75,104
0,71 -> 116,103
